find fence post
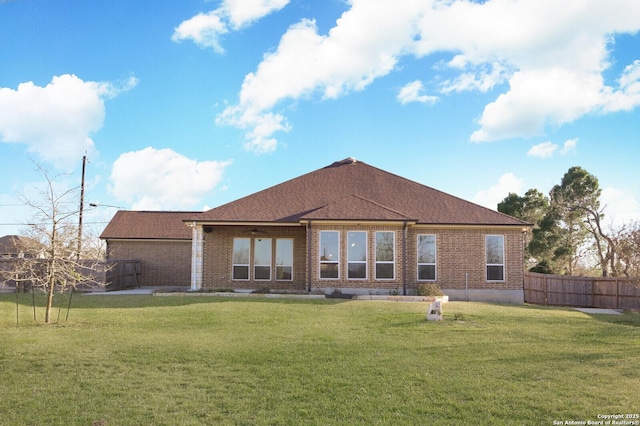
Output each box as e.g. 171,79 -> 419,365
543,274 -> 547,306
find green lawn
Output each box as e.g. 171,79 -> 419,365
1,294 -> 639,425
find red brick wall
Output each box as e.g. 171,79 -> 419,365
309,224 -> 405,292
107,240 -> 192,287
202,225 -> 307,291
405,227 -> 525,292
200,224 -> 525,293
310,225 -> 524,293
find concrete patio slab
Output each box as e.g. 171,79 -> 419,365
574,308 -> 622,315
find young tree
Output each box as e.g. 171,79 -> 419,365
1,164 -> 106,323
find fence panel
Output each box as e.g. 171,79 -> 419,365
524,272 -> 640,310
105,260 -> 141,291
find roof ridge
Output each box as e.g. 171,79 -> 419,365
349,194 -> 414,220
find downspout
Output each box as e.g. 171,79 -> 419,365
403,221 -> 408,296
306,221 -> 312,293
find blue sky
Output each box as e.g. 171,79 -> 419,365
1,0 -> 639,237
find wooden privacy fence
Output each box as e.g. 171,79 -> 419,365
105,260 -> 141,291
524,272 -> 640,310
1,259 -> 141,292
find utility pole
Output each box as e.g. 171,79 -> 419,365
77,155 -> 87,261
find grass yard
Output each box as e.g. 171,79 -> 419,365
0,294 -> 639,425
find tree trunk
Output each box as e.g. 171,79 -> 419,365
45,280 -> 55,324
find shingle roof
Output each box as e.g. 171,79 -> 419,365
100,211 -> 197,240
193,158 -> 529,227
0,235 -> 39,255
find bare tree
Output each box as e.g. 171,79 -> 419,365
0,164 -> 107,323
614,221 -> 640,278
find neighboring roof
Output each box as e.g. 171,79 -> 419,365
99,211 -> 197,240
193,158 -> 530,227
0,235 -> 39,255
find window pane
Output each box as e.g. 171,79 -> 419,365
486,235 -> 504,264
276,266 -> 292,280
233,265 -> 249,280
276,239 -> 293,281
348,232 -> 367,261
487,265 -> 504,281
321,263 -> 339,279
418,235 -> 436,264
348,263 -> 366,279
320,232 -> 339,261
255,266 -> 270,280
418,265 -> 436,281
276,239 -> 293,266
254,238 -> 272,266
376,263 -> 394,279
232,238 -> 250,264
376,232 -> 394,262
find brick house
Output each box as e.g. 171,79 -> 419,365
100,211 -> 196,287
101,158 -> 531,302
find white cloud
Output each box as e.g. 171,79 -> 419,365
473,173 -> 524,211
109,147 -> 231,210
600,186 -> 640,228
218,1 -> 423,152
470,68 -> 605,141
172,12 -> 228,53
560,138 -> 578,155
397,80 -> 438,105
172,0 -> 290,53
207,0 -> 640,152
0,74 -> 137,170
224,0 -> 291,29
602,60 -> 640,112
528,138 -> 578,158
528,141 -> 558,158
440,62 -> 510,94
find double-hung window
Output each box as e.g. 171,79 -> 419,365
232,238 -> 250,280
486,235 -> 505,281
375,231 -> 395,280
319,231 -> 339,279
254,238 -> 272,280
417,234 -> 436,281
347,231 -> 367,279
275,239 -> 293,280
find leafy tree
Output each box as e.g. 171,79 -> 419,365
547,166 -> 602,275
500,167 -> 611,275
0,164 -> 106,323
498,189 -> 548,225
498,189 -> 548,270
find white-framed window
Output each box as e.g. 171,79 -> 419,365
375,231 -> 395,280
347,231 -> 367,279
232,238 -> 250,280
319,231 -> 340,279
486,235 -> 505,281
275,239 -> 293,281
254,238 -> 272,280
417,234 -> 437,281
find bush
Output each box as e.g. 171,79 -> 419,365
416,283 -> 444,297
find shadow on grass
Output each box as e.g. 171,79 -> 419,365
521,302 -> 640,327
1,292 -> 351,311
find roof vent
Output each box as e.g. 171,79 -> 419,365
340,157 -> 357,165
